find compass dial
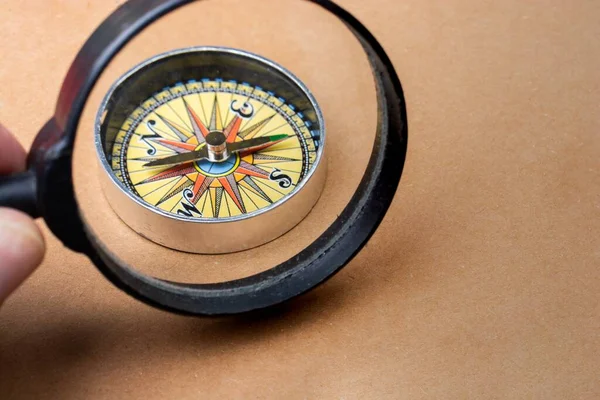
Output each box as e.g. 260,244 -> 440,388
110,80 -> 319,220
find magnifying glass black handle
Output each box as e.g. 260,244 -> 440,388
0,170 -> 39,217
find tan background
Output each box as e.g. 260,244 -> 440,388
1,0 -> 599,398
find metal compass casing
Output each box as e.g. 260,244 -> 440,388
95,47 -> 326,254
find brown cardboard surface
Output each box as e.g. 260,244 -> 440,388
0,1 -> 599,398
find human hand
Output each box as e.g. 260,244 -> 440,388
0,123 -> 45,304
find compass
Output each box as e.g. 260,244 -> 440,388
97,47 -> 326,253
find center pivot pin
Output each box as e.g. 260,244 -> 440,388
205,131 -> 229,162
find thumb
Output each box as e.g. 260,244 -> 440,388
0,207 -> 45,304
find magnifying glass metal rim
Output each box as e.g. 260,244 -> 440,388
1,0 -> 408,316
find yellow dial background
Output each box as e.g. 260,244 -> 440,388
110,80 -> 319,219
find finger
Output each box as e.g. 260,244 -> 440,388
0,208 -> 45,304
0,122 -> 27,174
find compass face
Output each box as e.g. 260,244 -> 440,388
109,80 -> 319,220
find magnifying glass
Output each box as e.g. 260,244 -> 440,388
0,0 -> 407,316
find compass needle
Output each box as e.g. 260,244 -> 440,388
143,146 -> 208,167
229,134 -> 290,155
143,134 -> 290,167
